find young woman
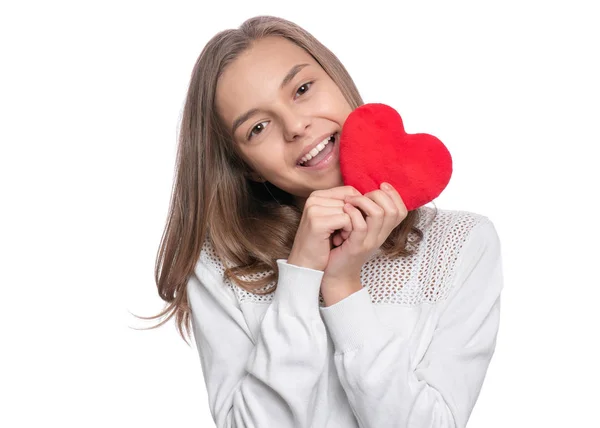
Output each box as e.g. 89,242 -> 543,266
150,15 -> 503,428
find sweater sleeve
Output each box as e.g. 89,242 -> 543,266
187,258 -> 329,428
319,218 -> 504,428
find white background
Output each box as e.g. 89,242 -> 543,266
1,0 -> 598,426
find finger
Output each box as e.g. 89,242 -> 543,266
311,185 -> 361,201
344,194 -> 385,246
318,212 -> 352,235
343,203 -> 368,241
340,229 -> 351,240
345,193 -> 384,215
364,189 -> 400,235
332,231 -> 344,247
305,196 -> 345,209
304,205 -> 347,219
379,182 -> 408,218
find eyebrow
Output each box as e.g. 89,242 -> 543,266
231,63 -> 311,135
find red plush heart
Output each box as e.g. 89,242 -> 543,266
339,103 -> 453,211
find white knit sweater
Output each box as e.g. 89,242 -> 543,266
187,205 -> 504,427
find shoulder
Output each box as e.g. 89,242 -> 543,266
187,235 -> 242,308
360,205 -> 499,305
414,204 -> 498,254
197,234 -> 228,279
194,235 -> 276,306
415,204 -> 501,296
416,204 -> 491,235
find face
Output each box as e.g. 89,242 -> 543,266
215,36 -> 354,206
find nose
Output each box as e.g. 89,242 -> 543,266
281,108 -> 311,142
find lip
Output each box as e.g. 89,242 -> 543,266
295,133 -> 339,170
296,132 -> 337,165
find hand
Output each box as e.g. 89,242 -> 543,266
322,182 -> 408,286
287,186 -> 361,271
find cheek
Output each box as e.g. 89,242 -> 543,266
236,146 -> 264,175
247,145 -> 286,171
312,88 -> 351,117
318,85 -> 352,117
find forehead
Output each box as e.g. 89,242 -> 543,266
216,37 -> 319,127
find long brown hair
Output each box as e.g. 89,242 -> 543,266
136,15 -> 436,344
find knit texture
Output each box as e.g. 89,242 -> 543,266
200,205 -> 478,307
188,205 -> 503,427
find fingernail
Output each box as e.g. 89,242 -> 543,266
381,182 -> 392,191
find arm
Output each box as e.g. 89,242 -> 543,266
188,258 -> 328,427
319,218 -> 504,428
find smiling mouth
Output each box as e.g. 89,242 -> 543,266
297,133 -> 337,167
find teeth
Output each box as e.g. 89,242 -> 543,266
298,134 -> 335,165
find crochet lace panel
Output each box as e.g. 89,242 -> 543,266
199,206 -> 485,307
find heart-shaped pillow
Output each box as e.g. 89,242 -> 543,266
339,103 -> 453,211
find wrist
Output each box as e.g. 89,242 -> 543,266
322,270 -> 361,287
321,274 -> 363,307
287,253 -> 323,271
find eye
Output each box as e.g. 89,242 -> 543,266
295,81 -> 313,98
248,121 -> 268,140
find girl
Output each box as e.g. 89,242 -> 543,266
149,15 -> 503,428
